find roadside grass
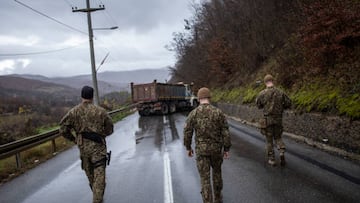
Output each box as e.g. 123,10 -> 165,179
111,109 -> 134,123
291,83 -> 360,119
212,83 -> 360,119
35,125 -> 59,134
0,136 -> 73,185
212,86 -> 263,104
0,108 -> 134,185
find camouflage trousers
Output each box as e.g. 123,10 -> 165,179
261,124 -> 286,161
196,154 -> 223,203
80,145 -> 107,203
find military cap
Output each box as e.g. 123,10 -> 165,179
197,87 -> 211,99
81,86 -> 94,99
264,74 -> 274,83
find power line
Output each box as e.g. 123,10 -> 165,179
95,0 -> 119,27
0,45 -> 83,57
62,0 -> 74,8
14,0 -> 88,36
103,10 -> 119,28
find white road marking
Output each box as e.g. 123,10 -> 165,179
163,115 -> 174,203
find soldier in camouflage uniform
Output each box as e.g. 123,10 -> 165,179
184,87 -> 231,203
256,75 -> 291,166
59,86 -> 114,203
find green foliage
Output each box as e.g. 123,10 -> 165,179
111,109 -> 134,123
211,89 -> 226,103
291,83 -> 360,118
223,88 -> 243,103
214,81 -> 360,119
212,86 -> 262,104
36,125 -> 59,134
291,84 -> 335,112
337,94 -> 360,118
0,157 -> 17,182
243,88 -> 261,104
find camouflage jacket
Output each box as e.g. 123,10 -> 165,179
256,86 -> 291,125
184,104 -> 231,155
59,101 -> 114,144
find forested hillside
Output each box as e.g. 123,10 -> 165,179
169,0 -> 360,118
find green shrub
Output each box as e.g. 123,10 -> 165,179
337,94 -> 360,119
212,86 -> 261,104
213,81 -> 359,119
224,88 -> 242,103
243,87 -> 262,104
212,89 -> 226,103
291,83 -> 360,119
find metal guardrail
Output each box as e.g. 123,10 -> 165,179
0,104 -> 136,168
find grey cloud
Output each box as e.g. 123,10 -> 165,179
0,0 -> 195,77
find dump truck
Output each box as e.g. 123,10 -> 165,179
131,80 -> 198,116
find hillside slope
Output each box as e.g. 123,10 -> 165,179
169,0 -> 360,118
0,75 -> 78,99
13,68 -> 170,95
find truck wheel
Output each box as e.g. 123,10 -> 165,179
143,108 -> 151,116
169,103 -> 176,113
161,104 -> 169,115
139,108 -> 150,116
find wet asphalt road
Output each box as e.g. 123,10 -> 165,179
0,112 -> 359,203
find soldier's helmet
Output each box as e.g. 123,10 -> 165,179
264,74 -> 274,83
197,87 -> 211,99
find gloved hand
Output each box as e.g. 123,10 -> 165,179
223,151 -> 230,159
187,149 -> 194,157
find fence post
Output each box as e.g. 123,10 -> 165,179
15,153 -> 22,168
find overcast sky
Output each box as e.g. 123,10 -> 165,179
0,0 -> 197,77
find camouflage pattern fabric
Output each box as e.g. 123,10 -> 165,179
256,86 -> 291,161
59,101 -> 114,138
255,86 -> 291,119
60,101 -> 113,203
196,154 -> 223,203
184,104 -> 231,155
184,104 -> 231,203
263,124 -> 285,160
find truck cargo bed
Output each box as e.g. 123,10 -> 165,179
131,81 -> 188,103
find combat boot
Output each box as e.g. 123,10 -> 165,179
280,152 -> 286,166
268,159 -> 276,166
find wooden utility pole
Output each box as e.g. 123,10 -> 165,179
72,0 -> 105,105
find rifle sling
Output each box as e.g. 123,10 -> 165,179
82,132 -> 104,144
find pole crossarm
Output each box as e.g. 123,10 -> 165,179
72,7 -> 104,13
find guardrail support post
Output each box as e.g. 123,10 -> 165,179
51,139 -> 57,153
15,153 -> 22,168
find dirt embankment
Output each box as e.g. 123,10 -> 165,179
217,103 -> 360,160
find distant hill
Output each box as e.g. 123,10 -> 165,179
97,68 -> 171,84
0,75 -> 78,99
12,68 -> 170,95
